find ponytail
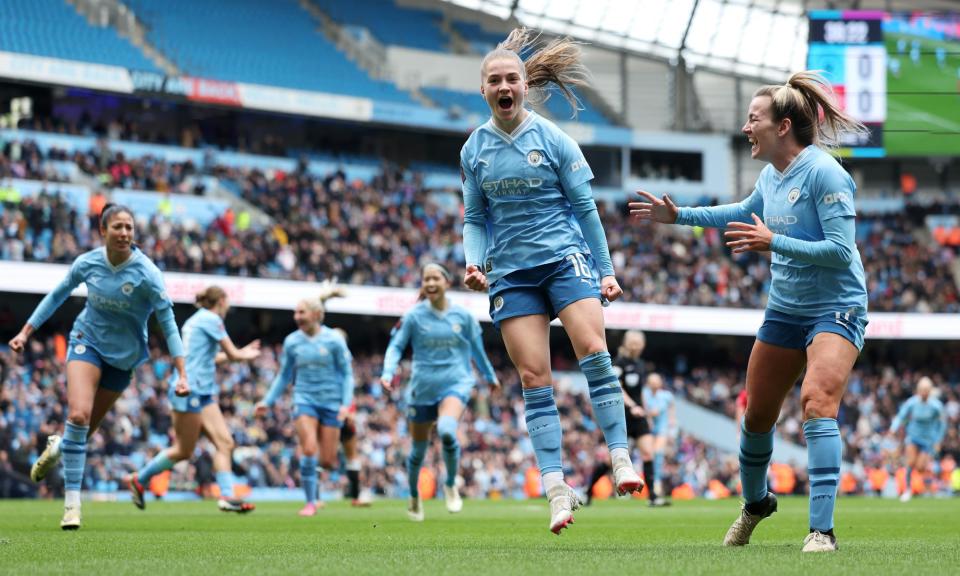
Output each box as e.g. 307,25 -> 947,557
754,70 -> 867,149
195,285 -> 226,309
482,27 -> 590,117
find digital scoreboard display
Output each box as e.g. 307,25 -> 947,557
808,11 -> 960,158
807,11 -> 887,157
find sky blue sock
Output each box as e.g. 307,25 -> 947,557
739,419 -> 774,505
522,386 -> 563,476
216,470 -> 235,499
408,440 -> 428,497
137,451 -> 174,485
653,451 -> 664,482
905,467 -> 912,491
300,456 -> 318,504
804,418 -> 841,532
62,421 -> 89,492
437,416 -> 460,489
579,352 -> 628,450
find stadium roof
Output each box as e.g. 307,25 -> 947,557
441,0 -> 960,81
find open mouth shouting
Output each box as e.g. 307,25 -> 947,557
497,94 -> 514,114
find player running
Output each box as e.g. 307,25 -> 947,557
255,288 -> 355,517
9,204 -> 187,530
380,263 -> 498,522
889,376 -> 946,502
128,286 -> 260,514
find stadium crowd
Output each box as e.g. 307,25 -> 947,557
2,332 -> 957,501
2,137 -> 958,313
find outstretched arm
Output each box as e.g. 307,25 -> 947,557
630,188 -> 763,229
10,264 -> 83,352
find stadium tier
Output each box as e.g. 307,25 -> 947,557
0,0 -> 159,72
123,0 -> 415,103
313,0 -> 447,51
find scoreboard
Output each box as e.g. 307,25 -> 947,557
807,11 -> 887,157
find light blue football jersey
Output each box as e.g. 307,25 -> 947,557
382,300 -> 497,406
172,308 -> 227,396
678,145 -> 868,318
643,388 -> 675,434
264,325 -> 354,411
892,395 -> 947,445
27,247 -> 175,371
461,111 -> 596,284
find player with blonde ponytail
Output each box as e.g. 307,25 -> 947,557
255,284 -> 355,516
461,28 -> 643,535
631,70 -> 868,552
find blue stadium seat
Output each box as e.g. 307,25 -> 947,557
421,87 -> 489,118
0,0 -> 159,71
451,20 -> 504,52
124,0 -> 415,103
313,0 -> 446,51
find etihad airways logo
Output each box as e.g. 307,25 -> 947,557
765,215 -> 798,226
482,177 -> 543,196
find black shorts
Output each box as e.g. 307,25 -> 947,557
626,414 -> 651,438
341,418 -> 356,442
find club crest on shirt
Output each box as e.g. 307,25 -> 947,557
452,323 -> 462,334
121,283 -> 134,296
493,296 -> 504,312
787,188 -> 801,204
527,150 -> 544,167
318,346 -> 329,356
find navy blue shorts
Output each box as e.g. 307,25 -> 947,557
407,391 -> 470,423
489,253 -> 601,329
294,403 -> 342,427
757,309 -> 867,352
908,438 -> 934,454
169,391 -> 216,414
66,340 -> 133,393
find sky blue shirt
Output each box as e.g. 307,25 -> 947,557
172,307 -> 227,396
264,326 -> 354,411
382,300 -> 497,406
642,388 -> 675,434
891,395 -> 947,445
677,145 -> 868,318
26,247 -> 183,370
461,111 -> 614,284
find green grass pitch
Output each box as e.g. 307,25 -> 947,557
1,497 -> 958,575
885,32 -> 960,156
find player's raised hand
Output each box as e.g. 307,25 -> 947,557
380,375 -> 394,391
628,190 -> 679,224
254,402 -> 269,418
463,264 -> 488,292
